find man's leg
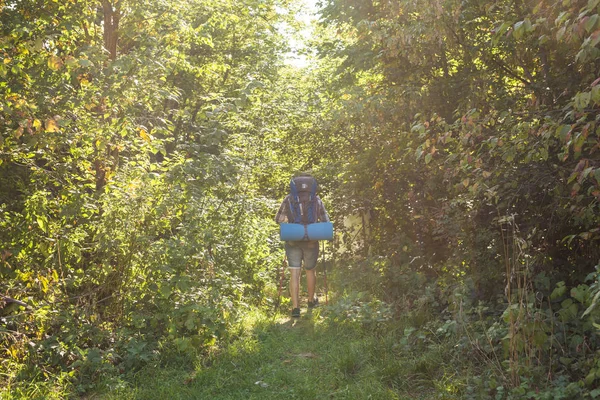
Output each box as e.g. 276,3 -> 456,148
306,268 -> 316,303
304,242 -> 320,305
285,243 -> 303,315
289,268 -> 301,310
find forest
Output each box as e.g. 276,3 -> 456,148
1,0 -> 600,398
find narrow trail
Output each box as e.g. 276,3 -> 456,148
103,305 -> 440,400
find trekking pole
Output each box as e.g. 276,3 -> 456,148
322,241 -> 328,305
276,255 -> 287,308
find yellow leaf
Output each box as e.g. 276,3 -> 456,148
78,75 -> 90,86
482,171 -> 491,178
462,178 -> 470,188
45,118 -> 59,132
139,129 -> 152,143
40,275 -> 48,293
33,119 -> 42,130
96,139 -> 106,151
48,55 -> 62,71
3,57 -> 11,64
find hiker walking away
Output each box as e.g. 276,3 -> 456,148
275,173 -> 330,318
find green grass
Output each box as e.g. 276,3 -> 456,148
90,306 -> 465,400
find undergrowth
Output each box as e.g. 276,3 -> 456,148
4,255 -> 600,399
329,254 -> 600,399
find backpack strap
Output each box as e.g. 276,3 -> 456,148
307,179 -> 317,224
289,179 -> 302,224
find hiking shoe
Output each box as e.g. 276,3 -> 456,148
308,297 -> 319,309
291,308 -> 300,318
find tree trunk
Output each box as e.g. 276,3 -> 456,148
102,0 -> 120,60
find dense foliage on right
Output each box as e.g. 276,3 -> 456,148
305,0 -> 600,397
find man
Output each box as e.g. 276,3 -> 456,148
275,173 -> 330,318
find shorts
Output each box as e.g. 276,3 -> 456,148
285,241 -> 319,270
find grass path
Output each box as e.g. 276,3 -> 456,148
102,305 -> 455,400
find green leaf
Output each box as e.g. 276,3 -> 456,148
582,290 -> 600,317
585,369 -> 597,386
78,59 -> 93,67
415,148 -> 423,161
571,284 -> 590,303
513,19 -> 532,39
185,314 -> 197,330
585,14 -> 599,32
533,330 -> 547,347
592,85 -> 600,105
497,21 -> 512,35
555,11 -> 570,26
551,281 -> 566,300
558,299 -> 579,322
574,91 -> 591,110
560,357 -> 574,365
594,168 -> 600,183
514,21 -> 525,39
503,149 -> 515,162
36,216 -> 47,233
592,30 -> 600,47
159,285 -> 172,298
245,80 -> 264,91
556,124 -> 571,140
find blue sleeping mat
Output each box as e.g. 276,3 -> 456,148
280,222 -> 334,241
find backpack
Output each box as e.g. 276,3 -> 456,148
288,175 -> 318,225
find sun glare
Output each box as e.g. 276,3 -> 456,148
284,0 -> 320,68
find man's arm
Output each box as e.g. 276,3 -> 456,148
275,196 -> 290,223
317,198 -> 330,222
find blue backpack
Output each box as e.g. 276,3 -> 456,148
280,175 -> 333,241
288,175 -> 318,225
